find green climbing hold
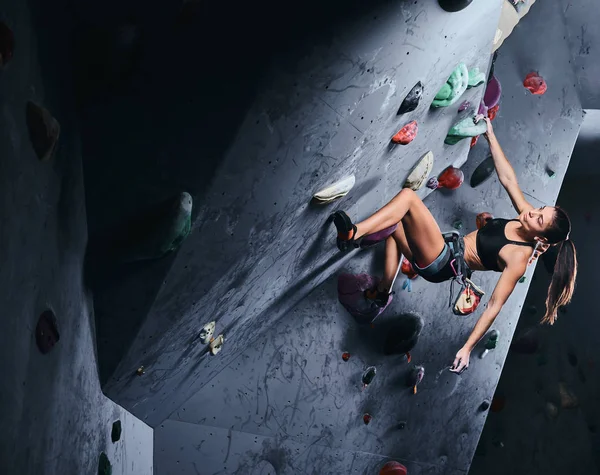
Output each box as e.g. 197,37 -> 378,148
98,452 -> 112,475
546,168 -> 556,178
467,68 -> 486,88
445,116 -> 487,145
519,276 -> 526,283
431,63 -> 469,108
452,220 -> 463,230
111,420 -> 122,443
484,330 -> 499,350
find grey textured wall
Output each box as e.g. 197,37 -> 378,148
152,0 -> 586,474
470,175 -> 600,475
102,0 -> 507,425
0,0 -> 153,473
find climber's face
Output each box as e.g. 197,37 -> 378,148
519,206 -> 555,240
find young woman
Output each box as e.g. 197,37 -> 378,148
331,117 -> 577,373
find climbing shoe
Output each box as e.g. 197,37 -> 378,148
331,210 -> 359,252
364,288 -> 392,308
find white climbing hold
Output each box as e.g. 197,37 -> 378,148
199,321 -> 216,345
209,334 -> 225,355
403,151 -> 433,191
313,175 -> 356,203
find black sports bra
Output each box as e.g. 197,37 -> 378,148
476,218 -> 534,272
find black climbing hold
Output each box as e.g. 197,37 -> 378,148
384,313 -> 424,356
438,0 -> 473,12
362,366 -> 377,387
406,364 -> 425,389
111,420 -> 122,443
398,421 -> 407,430
527,305 -> 537,315
398,81 -> 423,114
35,309 -> 60,355
470,155 -> 495,188
480,400 -> 490,411
98,452 -> 112,475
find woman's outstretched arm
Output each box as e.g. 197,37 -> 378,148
451,256 -> 527,373
482,117 -> 533,214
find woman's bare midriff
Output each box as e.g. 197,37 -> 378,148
463,231 -> 487,271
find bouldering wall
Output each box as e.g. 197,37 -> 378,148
559,0 -> 600,109
0,0 -> 153,473
99,0 -> 506,425
470,118 -> 600,475
154,0 -> 585,473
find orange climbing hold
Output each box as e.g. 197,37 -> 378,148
380,461 -> 408,475
523,72 -> 547,95
470,135 -> 479,148
401,258 -> 418,280
391,121 -> 418,145
487,104 -> 500,121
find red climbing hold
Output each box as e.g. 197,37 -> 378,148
363,413 -> 372,425
487,104 -> 500,121
427,166 -> 464,190
523,72 -> 547,95
391,121 -> 418,145
476,212 -> 493,230
380,461 -> 408,475
0,22 -> 14,68
342,352 -> 350,362
401,258 -> 418,280
470,136 -> 479,148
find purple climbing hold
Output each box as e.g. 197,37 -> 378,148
338,273 -> 393,325
458,100 -> 470,112
483,76 -> 502,109
360,224 -> 398,249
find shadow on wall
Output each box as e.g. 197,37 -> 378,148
69,0 -> 405,383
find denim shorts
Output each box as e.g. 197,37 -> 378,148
412,236 -> 467,283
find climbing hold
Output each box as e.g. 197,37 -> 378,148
209,334 -> 225,355
452,220 -> 463,230
406,364 -> 425,394
401,258 -> 418,280
470,136 -> 479,149
487,104 -> 500,121
559,382 -> 578,408
397,81 -> 423,114
342,352 -> 351,362
471,155 -> 495,188
111,420 -> 122,443
391,120 -> 418,145
458,100 -> 470,112
476,212 -> 493,230
445,115 -> 487,145
483,76 -> 502,109
545,401 -> 558,420
384,313 -> 424,357
98,452 -> 112,475
480,400 -> 491,411
338,274 -> 393,325
402,279 -> 412,292
467,68 -> 486,89
403,151 -> 433,191
480,329 -> 499,359
362,366 -> 377,388
0,22 -> 15,68
431,63 -> 469,107
511,328 -> 539,354
546,167 -> 556,178
199,321 -> 216,345
397,421 -> 407,430
490,394 -> 505,413
527,304 -> 538,315
379,461 -> 408,475
118,192 -> 193,262
136,366 -> 145,376
313,175 -> 356,203
427,166 -> 464,190
363,413 -> 372,425
519,276 -> 526,283
567,351 -> 578,366
26,101 -> 61,162
361,224 -> 398,249
523,72 -> 547,95
35,309 -> 60,355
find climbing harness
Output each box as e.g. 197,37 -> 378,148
444,231 -> 485,316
